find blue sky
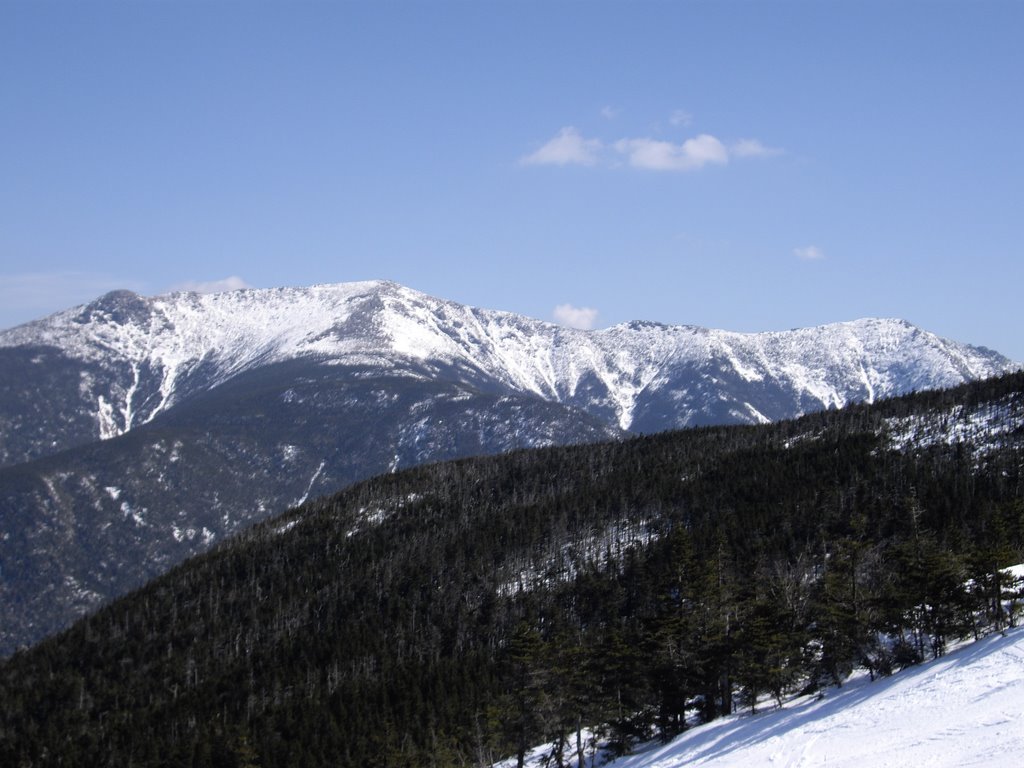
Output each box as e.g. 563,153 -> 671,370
2,0 -> 1022,361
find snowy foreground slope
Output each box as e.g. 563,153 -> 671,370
501,626 -> 1024,768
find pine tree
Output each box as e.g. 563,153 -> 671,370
694,535 -> 737,721
650,526 -> 702,737
815,537 -> 872,686
493,623 -> 548,768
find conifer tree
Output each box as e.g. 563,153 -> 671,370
650,526 -> 701,737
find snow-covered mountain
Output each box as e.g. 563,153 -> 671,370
0,280 -> 1018,655
0,279 -> 1015,466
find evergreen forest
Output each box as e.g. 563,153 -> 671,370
1,372 -> 1022,767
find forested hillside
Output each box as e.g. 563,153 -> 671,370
1,373 -> 1022,767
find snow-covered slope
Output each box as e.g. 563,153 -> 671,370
501,625 -> 1024,768
0,280 -> 1016,465
885,394 -> 1022,463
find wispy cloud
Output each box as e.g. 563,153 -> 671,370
0,271 -> 146,329
520,127 -> 603,167
615,134 -> 729,171
170,276 -> 253,294
732,138 -> 783,158
553,303 -> 599,330
794,245 -> 825,261
669,109 -> 693,127
600,105 -> 620,120
523,125 -> 781,173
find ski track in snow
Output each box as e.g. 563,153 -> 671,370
500,626 -> 1024,768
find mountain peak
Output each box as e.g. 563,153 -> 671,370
0,280 -> 1017,441
0,282 -> 1019,657
74,289 -> 153,326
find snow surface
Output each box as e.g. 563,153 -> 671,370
885,396 -> 1022,461
497,516 -> 657,598
498,626 -> 1024,768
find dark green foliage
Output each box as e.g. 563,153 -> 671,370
814,536 -> 876,684
0,372 -> 1022,766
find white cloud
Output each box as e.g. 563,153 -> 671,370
794,245 -> 825,261
553,303 -> 599,330
601,105 -> 620,120
520,127 -> 603,167
669,109 -> 693,127
171,276 -> 252,294
615,134 -> 729,171
732,138 -> 783,158
523,123 -> 781,173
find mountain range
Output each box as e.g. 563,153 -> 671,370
0,279 -> 1018,654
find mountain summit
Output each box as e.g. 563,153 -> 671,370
0,280 -> 1017,654
1,280 -> 1015,465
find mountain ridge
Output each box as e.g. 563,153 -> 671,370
0,280 -> 1018,655
1,280 -> 1016,463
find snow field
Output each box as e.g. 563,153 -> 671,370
498,625 -> 1024,768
